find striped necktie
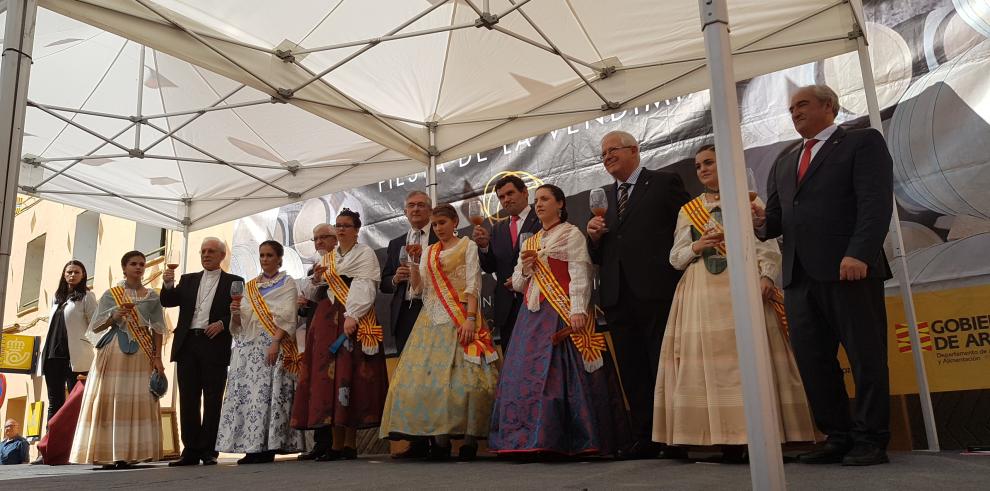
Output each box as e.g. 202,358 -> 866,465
617,183 -> 631,221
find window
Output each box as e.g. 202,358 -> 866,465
134,223 -> 166,260
19,234 -> 46,311
73,211 -> 99,283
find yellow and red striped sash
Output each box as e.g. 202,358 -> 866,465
108,286 -> 157,362
523,233 -> 607,372
426,242 -> 498,365
246,278 -> 302,375
323,250 -> 383,355
682,195 -> 727,256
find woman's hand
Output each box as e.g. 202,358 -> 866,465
760,276 -> 776,301
691,229 -> 725,254
520,250 -> 538,272
296,294 -> 308,308
152,356 -> 165,374
569,313 -> 588,329
343,317 -> 358,337
266,342 -> 280,366
230,299 -> 241,314
458,318 -> 476,345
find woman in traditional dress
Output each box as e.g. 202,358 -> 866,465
380,204 -> 500,461
293,211 -> 387,461
489,184 -> 630,458
652,144 -> 817,462
216,240 -> 303,464
71,251 -> 166,469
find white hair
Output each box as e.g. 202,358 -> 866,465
601,130 -> 639,147
201,236 -> 226,254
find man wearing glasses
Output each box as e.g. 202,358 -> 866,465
2,419 -> 29,465
586,130 -> 690,459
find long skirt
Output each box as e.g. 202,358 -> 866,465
652,261 -> 817,445
291,299 -> 388,430
489,303 -> 631,455
380,310 -> 499,440
70,345 -> 161,464
216,331 -> 303,453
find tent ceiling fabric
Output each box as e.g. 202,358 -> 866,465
14,0 -> 861,230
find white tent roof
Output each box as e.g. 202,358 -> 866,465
11,0 -> 864,230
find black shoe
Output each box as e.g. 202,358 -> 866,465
201,456 -> 218,466
841,445 -> 889,466
257,451 -> 276,463
458,445 -> 478,462
427,444 -> 452,461
341,447 -> 357,460
113,461 -> 133,470
659,445 -> 689,460
236,453 -> 260,465
720,446 -> 748,464
315,449 -> 342,462
30,456 -> 44,465
798,441 -> 852,464
297,446 -> 328,461
392,440 -> 430,459
617,440 -> 662,460
168,456 -> 201,467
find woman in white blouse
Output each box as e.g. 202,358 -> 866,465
488,184 -> 630,458
652,144 -> 816,462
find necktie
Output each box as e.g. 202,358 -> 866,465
617,183 -> 631,221
510,215 -> 520,248
796,139 -> 819,183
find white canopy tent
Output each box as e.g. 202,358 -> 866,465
1,1 -> 941,488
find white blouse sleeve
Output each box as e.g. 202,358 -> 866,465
669,209 -> 698,271
344,278 -> 376,320
755,235 -> 782,281
566,230 -> 592,315
463,239 -> 481,298
510,250 -> 529,293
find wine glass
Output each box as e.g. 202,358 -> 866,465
398,247 -> 409,266
589,188 -> 607,217
166,248 -> 179,270
746,168 -> 759,202
468,201 -> 484,226
405,235 -> 422,266
518,232 -> 534,248
230,280 -> 244,301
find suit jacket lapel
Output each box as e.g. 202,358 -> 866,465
209,272 -> 231,315
605,183 -> 619,227
522,211 -> 540,235
797,127 -> 845,193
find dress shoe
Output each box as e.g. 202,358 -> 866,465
457,445 -> 478,462
316,449 -> 342,462
257,451 -> 276,463
341,447 -> 358,460
427,444 -> 452,461
236,453 -> 260,465
168,457 -> 201,467
392,440 -> 430,459
201,456 -> 218,466
30,457 -> 44,465
841,445 -> 889,466
297,446 -> 328,461
798,442 -> 851,464
617,440 -> 661,460
659,445 -> 689,460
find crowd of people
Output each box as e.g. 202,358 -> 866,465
15,84 -> 894,469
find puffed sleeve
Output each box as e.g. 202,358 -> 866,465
343,246 -> 380,321
463,239 -> 481,298
510,250 -> 529,294
83,290 -> 98,325
143,292 -> 167,335
273,281 -> 299,336
669,209 -> 699,271
566,228 -> 592,315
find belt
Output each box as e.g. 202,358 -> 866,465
188,329 -> 208,336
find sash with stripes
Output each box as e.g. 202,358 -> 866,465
323,251 -> 383,355
108,286 -> 157,362
246,278 -> 302,375
523,232 -> 607,372
425,242 -> 498,365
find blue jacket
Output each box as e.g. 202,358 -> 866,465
1,436 -> 29,464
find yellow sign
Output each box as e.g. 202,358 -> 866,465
0,334 -> 39,374
840,284 -> 990,395
26,401 -> 45,438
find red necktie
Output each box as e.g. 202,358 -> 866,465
797,139 -> 819,183
510,215 -> 520,248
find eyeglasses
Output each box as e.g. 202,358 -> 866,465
600,145 -> 636,160
334,224 -> 355,229
405,202 -> 430,209
312,234 -> 336,241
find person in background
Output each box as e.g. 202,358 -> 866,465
71,251 -> 166,469
472,175 -> 540,352
1,420 -> 30,465
652,144 -> 816,462
586,130 -> 690,459
160,238 -> 242,467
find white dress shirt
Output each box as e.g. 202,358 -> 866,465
617,165 -> 645,198
800,124 -> 838,167
191,268 -> 221,330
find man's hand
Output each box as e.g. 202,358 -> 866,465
163,268 -> 175,286
586,216 -> 608,242
393,264 -> 411,285
472,226 -> 490,249
310,264 -> 327,284
839,256 -> 868,281
751,202 -> 766,229
503,278 -> 514,291
343,317 -> 358,337
296,295 -> 308,308
205,321 -> 225,339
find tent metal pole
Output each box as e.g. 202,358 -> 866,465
427,124 -> 438,203
32,123 -> 137,187
855,30 -> 940,452
700,1 -> 786,489
135,46 -> 145,149
0,0 -> 39,331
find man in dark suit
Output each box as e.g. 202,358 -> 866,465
472,174 -> 541,351
381,190 -> 437,355
754,84 -> 893,466
586,130 -> 690,459
160,237 -> 242,466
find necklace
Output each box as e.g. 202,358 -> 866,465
256,271 -> 286,288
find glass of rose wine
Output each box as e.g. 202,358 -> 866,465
405,238 -> 422,266
166,247 -> 179,271
468,201 -> 484,226
230,281 -> 244,302
746,168 -> 759,202
589,188 -> 607,218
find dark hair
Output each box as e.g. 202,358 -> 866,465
120,250 -> 146,269
494,174 -> 527,194
55,260 -> 89,304
259,240 -> 285,258
536,184 -> 569,222
695,144 -> 716,155
431,203 -> 459,223
337,208 -> 362,229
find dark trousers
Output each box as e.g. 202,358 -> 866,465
785,261 -> 890,448
314,427 -> 332,450
176,332 -> 229,459
603,271 -> 673,444
43,358 -> 85,421
497,294 -> 524,352
394,299 -> 424,355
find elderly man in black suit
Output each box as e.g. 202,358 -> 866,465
586,130 -> 690,459
472,174 -> 541,352
160,237 -> 242,466
754,84 -> 893,466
